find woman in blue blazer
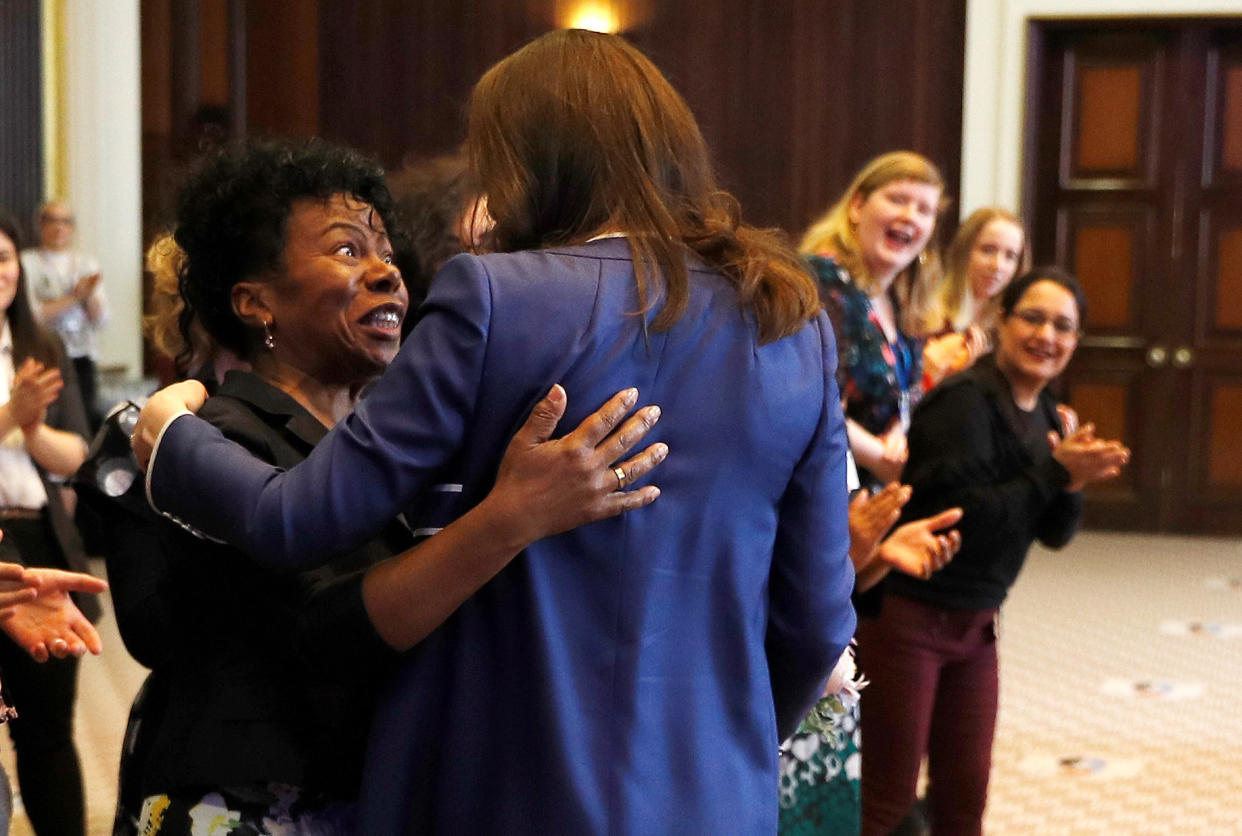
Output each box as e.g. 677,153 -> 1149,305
135,29 -> 856,834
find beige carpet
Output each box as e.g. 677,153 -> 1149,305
985,532 -> 1242,834
2,535 -> 1241,834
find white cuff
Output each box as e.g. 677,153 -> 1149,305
143,410 -> 224,543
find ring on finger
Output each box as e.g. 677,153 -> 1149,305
613,466 -> 627,490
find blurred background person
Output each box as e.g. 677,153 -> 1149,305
921,207 -> 1029,390
855,267 -> 1129,835
0,211 -> 100,836
20,201 -> 108,432
388,152 -> 492,332
799,151 -> 947,489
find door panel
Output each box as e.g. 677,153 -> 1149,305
1030,19 -> 1242,534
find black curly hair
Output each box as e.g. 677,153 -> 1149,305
171,138 -> 401,359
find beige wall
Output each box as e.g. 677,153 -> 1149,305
45,0 -> 143,377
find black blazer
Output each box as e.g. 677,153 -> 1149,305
110,371 -> 412,799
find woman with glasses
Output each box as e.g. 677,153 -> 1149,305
854,267 -> 1129,835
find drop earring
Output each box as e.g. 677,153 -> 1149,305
262,320 -> 275,350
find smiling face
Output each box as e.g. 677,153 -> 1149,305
254,193 -> 408,386
996,279 -> 1081,395
848,178 -> 941,286
0,230 -> 20,314
967,218 -> 1025,302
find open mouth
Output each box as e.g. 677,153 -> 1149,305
885,227 -> 915,247
359,302 -> 405,333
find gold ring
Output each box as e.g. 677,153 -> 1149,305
613,466 -> 627,489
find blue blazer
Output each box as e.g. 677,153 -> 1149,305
147,238 -> 856,834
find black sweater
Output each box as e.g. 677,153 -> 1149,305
881,356 -> 1083,611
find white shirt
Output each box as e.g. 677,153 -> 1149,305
19,248 -> 108,360
0,320 -> 50,509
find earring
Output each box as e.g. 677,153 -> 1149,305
262,320 -> 275,350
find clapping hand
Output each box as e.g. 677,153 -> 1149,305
1049,423 -> 1130,492
8,358 -> 63,429
847,483 -> 911,569
877,507 -> 964,579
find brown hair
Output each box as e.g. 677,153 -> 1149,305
799,151 -> 947,333
0,212 -> 62,367
465,29 -> 818,344
925,206 -> 1029,334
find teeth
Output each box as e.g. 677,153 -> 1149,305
365,309 -> 401,327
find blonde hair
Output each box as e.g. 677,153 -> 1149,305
799,151 -> 947,333
924,207 -> 1029,334
144,234 -> 193,365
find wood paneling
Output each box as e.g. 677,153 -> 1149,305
313,0 -> 967,233
1073,224 -> 1135,328
1208,384 -> 1242,486
1216,227 -> 1242,330
1076,66 -> 1142,171
246,0 -> 318,137
1068,382 -> 1128,453
0,0 -> 44,235
1223,65 -> 1242,172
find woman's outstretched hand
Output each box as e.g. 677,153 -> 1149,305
131,379 -> 210,469
0,567 -> 108,661
878,507 -> 964,580
488,385 -> 666,546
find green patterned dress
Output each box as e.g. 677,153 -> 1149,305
778,691 -> 862,835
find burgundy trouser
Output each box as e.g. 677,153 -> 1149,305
855,594 -> 999,836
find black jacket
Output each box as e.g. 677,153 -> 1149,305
106,371 -> 412,798
881,355 -> 1083,611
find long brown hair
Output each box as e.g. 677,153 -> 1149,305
465,29 -> 818,344
0,212 -> 62,367
799,151 -> 947,333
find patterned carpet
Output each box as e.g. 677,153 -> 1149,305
1,533 -> 1239,834
985,532 -> 1242,835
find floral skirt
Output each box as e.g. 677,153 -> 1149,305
134,783 -> 355,836
778,696 -> 862,836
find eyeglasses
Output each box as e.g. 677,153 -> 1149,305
1011,308 -> 1080,338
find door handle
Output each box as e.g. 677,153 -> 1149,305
1172,346 -> 1194,369
1146,345 -> 1168,368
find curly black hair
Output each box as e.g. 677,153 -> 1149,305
171,138 -> 400,358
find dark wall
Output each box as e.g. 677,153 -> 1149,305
143,0 -> 966,239
0,0 -> 44,240
315,0 -> 966,235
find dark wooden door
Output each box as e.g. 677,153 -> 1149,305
1028,19 -> 1242,534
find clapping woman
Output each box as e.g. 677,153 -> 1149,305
855,267 -> 1129,834
799,152 -> 946,487
0,211 -> 105,836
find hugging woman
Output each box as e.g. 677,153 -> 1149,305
134,29 -> 857,835
108,139 -> 663,834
